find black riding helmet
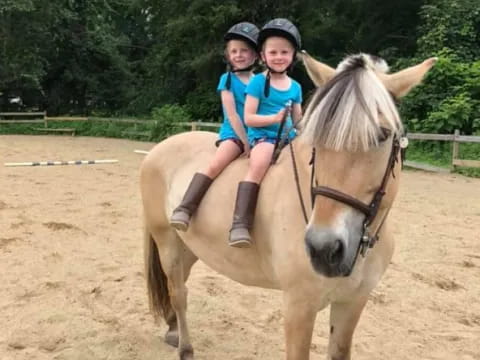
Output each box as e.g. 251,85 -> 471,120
224,22 -> 260,51
257,18 -> 301,51
223,22 -> 260,89
257,18 -> 301,97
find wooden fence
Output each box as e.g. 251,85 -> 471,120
177,123 -> 480,171
0,112 -> 87,135
1,113 -> 479,171
405,130 -> 480,171
0,111 -> 46,124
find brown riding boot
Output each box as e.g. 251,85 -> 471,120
170,173 -> 213,231
229,181 -> 260,248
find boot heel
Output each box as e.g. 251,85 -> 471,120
169,173 -> 213,231
229,228 -> 252,247
170,210 -> 190,231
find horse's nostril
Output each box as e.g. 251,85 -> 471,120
328,239 -> 344,265
308,242 -> 317,259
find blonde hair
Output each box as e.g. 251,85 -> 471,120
301,54 -> 402,152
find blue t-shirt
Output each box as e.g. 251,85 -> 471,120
217,72 -> 249,141
245,73 -> 302,142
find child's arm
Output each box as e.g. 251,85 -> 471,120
244,95 -> 285,127
292,102 -> 302,127
220,90 -> 249,148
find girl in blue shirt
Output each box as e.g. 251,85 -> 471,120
170,22 -> 259,231
229,18 -> 303,247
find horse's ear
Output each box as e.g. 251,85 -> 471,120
299,50 -> 335,87
380,57 -> 438,98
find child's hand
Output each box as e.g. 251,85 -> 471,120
274,108 -> 287,123
242,142 -> 251,157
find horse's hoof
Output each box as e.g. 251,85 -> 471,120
180,345 -> 194,360
165,329 -> 179,348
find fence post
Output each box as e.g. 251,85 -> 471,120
191,122 -> 197,131
43,111 -> 48,128
452,129 -> 460,171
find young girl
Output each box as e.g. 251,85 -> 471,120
229,18 -> 303,247
170,22 -> 259,231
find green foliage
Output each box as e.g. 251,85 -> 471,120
399,0 -> 480,136
402,56 -> 480,134
0,0 -> 429,117
150,104 -> 192,141
405,141 -> 452,167
417,0 -> 480,61
184,83 -> 220,121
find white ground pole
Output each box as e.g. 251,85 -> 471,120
133,150 -> 149,155
4,159 -> 119,167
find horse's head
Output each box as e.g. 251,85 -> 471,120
299,51 -> 437,277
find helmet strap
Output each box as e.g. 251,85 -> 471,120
262,49 -> 297,96
226,63 -> 232,90
232,64 -> 255,73
263,66 -> 289,98
226,63 -> 255,90
264,70 -> 271,97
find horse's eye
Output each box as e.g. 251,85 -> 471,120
378,127 -> 391,143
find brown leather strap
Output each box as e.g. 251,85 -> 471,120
310,137 -> 400,225
311,186 -> 372,216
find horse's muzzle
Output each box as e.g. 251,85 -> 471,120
305,227 -> 353,277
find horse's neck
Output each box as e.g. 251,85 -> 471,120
260,140 -> 313,221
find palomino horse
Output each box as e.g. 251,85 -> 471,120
141,52 -> 437,359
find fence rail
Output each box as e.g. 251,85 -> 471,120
177,123 -> 479,171
0,111 -> 46,124
406,132 -> 480,144
1,113 -> 478,171
404,129 -> 480,171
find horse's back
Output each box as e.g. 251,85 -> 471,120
139,131 -> 306,287
140,131 -> 253,227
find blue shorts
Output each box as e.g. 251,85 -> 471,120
215,137 -> 244,152
249,137 -> 276,147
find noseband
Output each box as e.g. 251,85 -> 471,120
309,136 -> 401,265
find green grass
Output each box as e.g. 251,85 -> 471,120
0,119 -> 189,142
405,140 -> 480,177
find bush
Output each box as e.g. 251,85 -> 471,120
150,104 -> 192,141
400,51 -> 480,135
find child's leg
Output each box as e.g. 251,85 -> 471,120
202,139 -> 243,179
170,139 -> 242,232
244,141 -> 275,183
229,141 -> 274,247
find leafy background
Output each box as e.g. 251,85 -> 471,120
1,0 -> 479,174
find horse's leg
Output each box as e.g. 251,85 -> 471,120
327,296 -> 368,360
164,246 -> 198,348
283,292 -> 318,360
151,227 -> 196,360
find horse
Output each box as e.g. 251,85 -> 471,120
141,52 -> 437,359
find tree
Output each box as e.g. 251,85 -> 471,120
399,0 -> 480,135
0,0 -> 45,109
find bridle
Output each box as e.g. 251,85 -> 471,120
289,132 -> 401,274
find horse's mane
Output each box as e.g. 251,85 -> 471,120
300,54 -> 402,152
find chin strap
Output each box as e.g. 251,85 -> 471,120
263,68 -> 288,97
263,51 -> 297,97
226,64 -> 256,90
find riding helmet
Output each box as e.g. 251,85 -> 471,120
257,18 -> 301,50
224,22 -> 260,50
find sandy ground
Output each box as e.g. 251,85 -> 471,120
0,135 -> 479,360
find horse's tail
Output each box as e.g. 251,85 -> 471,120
144,227 -> 173,322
